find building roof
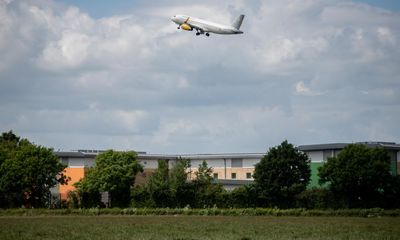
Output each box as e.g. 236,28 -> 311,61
138,153 -> 264,160
53,151 -> 265,160
298,142 -> 400,151
54,151 -> 97,158
298,143 -> 349,151
54,141 -> 400,159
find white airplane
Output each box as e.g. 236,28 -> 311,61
171,14 -> 245,37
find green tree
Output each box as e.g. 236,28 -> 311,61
253,140 -> 311,208
318,144 -> 394,208
72,169 -> 102,208
135,158 -> 194,208
169,158 -> 193,207
195,160 -> 213,184
192,160 -> 225,208
146,160 -> 172,207
0,131 -> 20,165
0,131 -> 68,208
139,159 -> 224,208
76,150 -> 142,208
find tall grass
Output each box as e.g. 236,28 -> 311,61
1,208 -> 399,217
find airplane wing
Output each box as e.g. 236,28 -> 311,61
188,23 -> 207,33
184,17 -> 207,33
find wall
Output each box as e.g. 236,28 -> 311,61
59,168 -> 85,200
309,162 -> 324,188
306,151 -> 324,163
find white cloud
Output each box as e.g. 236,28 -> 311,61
0,0 -> 399,153
295,81 -> 323,96
377,27 -> 396,45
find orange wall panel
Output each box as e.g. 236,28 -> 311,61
59,168 -> 85,200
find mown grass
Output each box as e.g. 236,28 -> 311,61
0,216 -> 399,240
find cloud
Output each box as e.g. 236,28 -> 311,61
0,0 -> 399,153
295,81 -> 323,96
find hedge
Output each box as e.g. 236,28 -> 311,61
1,208 -> 399,217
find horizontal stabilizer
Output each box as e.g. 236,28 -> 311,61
232,14 -> 245,30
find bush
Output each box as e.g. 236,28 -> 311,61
1,208 -> 400,217
131,186 -> 153,208
229,185 -> 257,208
296,188 -> 334,209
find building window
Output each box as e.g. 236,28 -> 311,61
231,158 -> 243,168
246,172 -> 252,179
231,173 -> 237,179
213,173 -> 218,179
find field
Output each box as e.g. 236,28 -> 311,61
0,215 -> 399,240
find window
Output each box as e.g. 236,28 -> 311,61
231,173 -> 237,179
213,173 -> 218,179
231,159 -> 243,168
246,172 -> 252,179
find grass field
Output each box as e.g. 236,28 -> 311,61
0,216 -> 399,240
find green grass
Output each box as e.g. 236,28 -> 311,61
2,208 -> 399,217
0,216 -> 399,240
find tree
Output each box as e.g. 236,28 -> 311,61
169,158 -> 193,207
253,140 -> 311,208
76,150 -> 142,208
71,169 -> 102,208
318,144 -> 394,208
195,160 -> 213,184
0,131 -> 19,160
143,158 -> 193,208
146,160 -> 172,207
192,160 -> 225,208
0,131 -> 68,208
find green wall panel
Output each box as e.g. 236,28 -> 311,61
309,162 -> 324,188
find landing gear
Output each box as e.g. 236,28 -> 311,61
193,30 -> 209,37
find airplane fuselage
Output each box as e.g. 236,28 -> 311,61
171,15 -> 244,36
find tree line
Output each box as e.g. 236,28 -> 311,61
1,131 -> 399,209
70,140 -> 400,209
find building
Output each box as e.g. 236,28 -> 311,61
54,142 -> 400,200
56,151 -> 98,199
299,142 -> 400,187
54,151 -> 262,200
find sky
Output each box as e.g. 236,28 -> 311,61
0,0 -> 399,154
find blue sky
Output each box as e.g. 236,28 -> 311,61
1,0 -> 399,153
355,0 -> 400,10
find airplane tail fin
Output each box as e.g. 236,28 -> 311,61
232,14 -> 245,30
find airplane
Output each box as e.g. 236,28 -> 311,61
170,14 -> 245,37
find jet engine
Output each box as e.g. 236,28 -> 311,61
180,24 -> 192,31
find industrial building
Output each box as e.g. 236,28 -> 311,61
54,142 -> 400,200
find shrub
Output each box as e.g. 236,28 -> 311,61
296,188 -> 334,209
